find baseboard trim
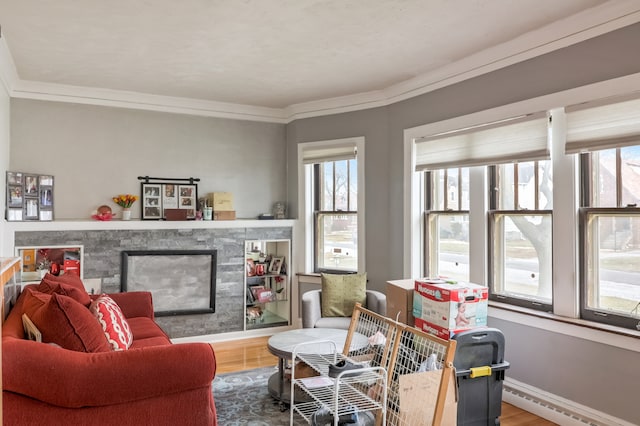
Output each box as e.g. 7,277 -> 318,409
171,325 -> 294,344
503,378 -> 634,426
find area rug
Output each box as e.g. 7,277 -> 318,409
213,366 -> 291,426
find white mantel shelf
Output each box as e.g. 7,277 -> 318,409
2,219 -> 296,258
5,219 -> 296,232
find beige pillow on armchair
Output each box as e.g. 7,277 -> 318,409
321,273 -> 367,317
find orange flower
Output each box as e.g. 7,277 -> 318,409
112,194 -> 139,208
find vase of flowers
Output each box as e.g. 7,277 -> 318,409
113,194 -> 138,220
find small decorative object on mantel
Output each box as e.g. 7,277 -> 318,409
112,194 -> 139,221
5,171 -> 54,221
92,205 -> 114,221
273,201 -> 286,219
138,176 -> 199,220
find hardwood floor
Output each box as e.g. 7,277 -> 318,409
211,336 -> 556,425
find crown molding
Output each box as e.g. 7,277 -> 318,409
285,1 -> 640,121
10,80 -> 288,123
2,1 -> 639,124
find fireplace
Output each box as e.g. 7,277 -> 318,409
121,250 -> 217,316
13,224 -> 292,337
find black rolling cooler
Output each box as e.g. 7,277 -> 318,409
452,328 -> 510,425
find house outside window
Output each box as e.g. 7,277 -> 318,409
568,95 -> 640,328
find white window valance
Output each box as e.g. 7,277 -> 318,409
415,112 -> 549,171
565,94 -> 640,154
301,143 -> 357,164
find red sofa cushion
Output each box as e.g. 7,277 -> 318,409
127,317 -> 170,341
90,294 -> 133,351
36,273 -> 91,307
21,288 -> 111,353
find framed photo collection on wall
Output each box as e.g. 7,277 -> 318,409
139,177 -> 199,220
6,171 -> 54,221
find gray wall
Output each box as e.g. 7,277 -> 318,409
10,100 -> 286,220
286,22 -> 640,424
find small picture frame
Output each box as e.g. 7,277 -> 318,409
142,184 -> 162,220
246,259 -> 256,277
269,257 -> 284,275
24,175 -> 38,196
24,199 -> 39,220
178,185 -> 196,219
40,188 -> 53,207
39,175 -> 54,186
250,285 -> 265,300
8,185 -> 22,207
7,171 -> 23,185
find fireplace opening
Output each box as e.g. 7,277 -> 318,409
120,250 -> 217,316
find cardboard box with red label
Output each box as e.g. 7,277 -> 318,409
413,279 -> 488,340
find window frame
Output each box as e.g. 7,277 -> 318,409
297,137 -> 366,275
579,149 -> 640,329
423,168 -> 470,280
313,160 -> 358,273
487,160 -> 554,311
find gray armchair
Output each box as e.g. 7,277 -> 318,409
301,289 -> 387,329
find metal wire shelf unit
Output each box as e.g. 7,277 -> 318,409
290,341 -> 387,425
289,304 -> 458,425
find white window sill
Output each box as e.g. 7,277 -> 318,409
489,301 -> 640,353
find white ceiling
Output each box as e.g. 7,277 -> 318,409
1,0 -> 639,121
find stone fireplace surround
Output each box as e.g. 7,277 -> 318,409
8,220 -> 293,338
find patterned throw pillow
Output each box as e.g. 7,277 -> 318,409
321,273 -> 367,318
90,294 -> 133,351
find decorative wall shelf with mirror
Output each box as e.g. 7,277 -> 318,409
245,239 -> 290,330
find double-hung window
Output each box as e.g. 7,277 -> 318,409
567,95 -> 640,329
487,115 -> 552,310
314,159 -> 358,272
424,167 -> 470,281
489,159 -> 553,309
301,140 -> 360,273
416,113 -> 552,310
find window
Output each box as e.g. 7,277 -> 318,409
408,81 -> 640,333
314,159 -> 358,272
579,147 -> 640,328
567,95 -> 640,328
424,168 -> 470,281
416,113 -> 550,308
298,137 -> 364,274
489,160 -> 553,310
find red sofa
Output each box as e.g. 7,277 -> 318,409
2,278 -> 218,425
